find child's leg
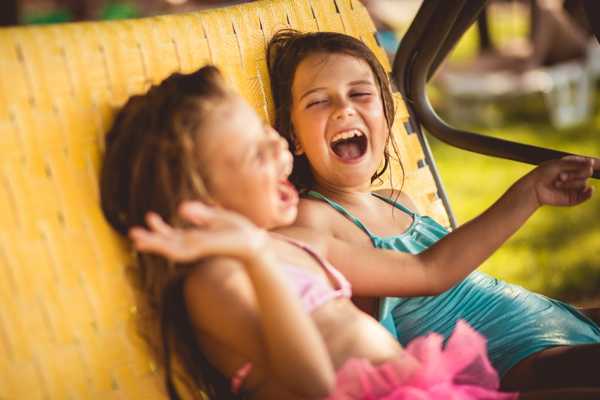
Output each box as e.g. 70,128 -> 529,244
502,344 -> 600,391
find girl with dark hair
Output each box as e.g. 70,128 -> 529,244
266,29 -> 600,394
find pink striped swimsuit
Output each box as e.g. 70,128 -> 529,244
230,236 -> 352,394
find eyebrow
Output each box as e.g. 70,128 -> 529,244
298,79 -> 375,101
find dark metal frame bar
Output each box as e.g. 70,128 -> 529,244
392,0 -> 600,198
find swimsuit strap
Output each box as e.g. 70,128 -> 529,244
306,190 -> 416,241
371,192 -> 416,217
306,190 -> 376,240
231,234 -> 352,396
273,233 -> 352,297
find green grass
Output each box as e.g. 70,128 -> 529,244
422,14 -> 600,304
427,112 -> 600,304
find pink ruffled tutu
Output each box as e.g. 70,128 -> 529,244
328,320 -> 518,400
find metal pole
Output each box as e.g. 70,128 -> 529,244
477,7 -> 493,52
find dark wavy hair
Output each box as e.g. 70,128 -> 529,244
100,66 -> 244,400
267,29 -> 403,190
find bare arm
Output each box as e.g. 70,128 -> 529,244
131,206 -> 335,397
286,157 -> 597,297
328,177 -> 539,296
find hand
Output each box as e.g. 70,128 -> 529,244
527,156 -> 597,207
129,202 -> 270,263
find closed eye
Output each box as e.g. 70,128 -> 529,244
306,99 -> 327,109
351,92 -> 372,98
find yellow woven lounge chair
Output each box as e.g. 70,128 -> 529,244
0,1 -> 450,398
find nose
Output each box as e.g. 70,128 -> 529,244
275,136 -> 293,177
266,126 -> 293,177
332,99 -> 355,121
266,126 -> 289,152
280,145 -> 293,178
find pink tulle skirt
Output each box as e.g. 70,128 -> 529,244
328,320 -> 519,400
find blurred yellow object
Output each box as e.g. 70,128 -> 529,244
0,0 -> 449,398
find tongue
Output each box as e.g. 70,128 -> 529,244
333,142 -> 362,160
278,179 -> 298,203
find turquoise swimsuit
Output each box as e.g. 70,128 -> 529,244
307,190 -> 600,377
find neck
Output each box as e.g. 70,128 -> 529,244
311,180 -> 373,208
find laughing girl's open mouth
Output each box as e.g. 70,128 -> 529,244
330,129 -> 367,161
278,179 -> 298,207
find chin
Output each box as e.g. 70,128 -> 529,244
335,172 -> 375,188
332,159 -> 379,181
275,208 -> 298,229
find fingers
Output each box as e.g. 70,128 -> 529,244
129,208 -> 242,262
128,226 -> 146,244
179,201 -> 212,226
180,201 -> 251,231
129,226 -> 171,255
570,186 -> 594,206
558,156 -> 594,174
131,213 -> 180,257
555,178 -> 589,190
129,227 -> 151,250
549,157 -> 594,189
556,167 -> 592,182
553,158 -> 595,204
555,156 -> 596,186
146,212 -> 173,235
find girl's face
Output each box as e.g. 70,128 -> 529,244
290,52 -> 388,190
200,94 -> 298,229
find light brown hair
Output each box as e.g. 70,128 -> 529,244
100,66 -> 242,400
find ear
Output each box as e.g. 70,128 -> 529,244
293,140 -> 304,155
290,128 -> 304,155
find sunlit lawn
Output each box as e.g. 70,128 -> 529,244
422,15 -> 600,305
427,108 -> 600,304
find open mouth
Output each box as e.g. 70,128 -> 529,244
278,179 -> 299,208
330,129 -> 368,161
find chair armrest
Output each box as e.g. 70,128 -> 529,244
392,0 -> 600,179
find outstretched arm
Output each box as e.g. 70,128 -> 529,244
288,156 -> 598,297
130,205 -> 335,397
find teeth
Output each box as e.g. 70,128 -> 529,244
331,129 -> 363,145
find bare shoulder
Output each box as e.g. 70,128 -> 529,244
374,188 -> 419,212
272,225 -> 330,255
183,256 -> 259,336
184,257 -> 249,307
293,196 -> 336,231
